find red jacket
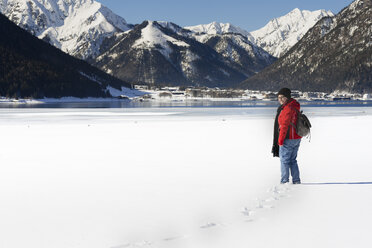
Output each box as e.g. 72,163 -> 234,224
278,98 -> 302,146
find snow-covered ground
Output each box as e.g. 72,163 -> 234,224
0,107 -> 371,248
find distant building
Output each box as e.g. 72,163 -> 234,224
302,92 -> 318,98
134,85 -> 149,90
158,92 -> 173,98
263,93 -> 277,100
160,87 -> 180,91
363,94 -> 372,100
185,88 -> 203,98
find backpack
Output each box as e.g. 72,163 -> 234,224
290,107 -> 312,138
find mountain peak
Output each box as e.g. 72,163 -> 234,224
184,22 -> 253,41
250,8 -> 334,57
131,20 -> 189,61
289,8 -> 301,14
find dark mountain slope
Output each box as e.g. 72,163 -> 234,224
0,13 -> 131,98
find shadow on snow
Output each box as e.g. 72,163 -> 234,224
302,182 -> 372,185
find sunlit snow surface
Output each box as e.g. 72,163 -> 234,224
0,107 -> 372,248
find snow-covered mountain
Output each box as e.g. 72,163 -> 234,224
241,0 -> 372,93
184,11 -> 334,59
94,21 -> 252,87
0,0 -> 131,59
250,8 -> 334,57
184,22 -> 275,76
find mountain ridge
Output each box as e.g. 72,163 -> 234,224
240,0 -> 372,93
94,20 -> 252,87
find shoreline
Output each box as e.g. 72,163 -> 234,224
0,97 -> 372,104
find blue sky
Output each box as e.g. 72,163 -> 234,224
97,0 -> 353,32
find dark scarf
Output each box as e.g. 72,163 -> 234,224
272,105 -> 282,157
272,99 -> 293,157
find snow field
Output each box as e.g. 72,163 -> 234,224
0,108 -> 371,248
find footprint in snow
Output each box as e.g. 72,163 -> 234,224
163,235 -> 188,242
265,196 -> 280,202
200,222 -> 218,229
241,207 -> 255,217
241,207 -> 255,222
113,240 -> 153,248
255,198 -> 274,209
268,186 -> 280,194
269,185 -> 291,196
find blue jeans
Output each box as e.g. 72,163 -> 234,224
279,139 -> 301,183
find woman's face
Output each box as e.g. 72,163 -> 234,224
278,95 -> 288,105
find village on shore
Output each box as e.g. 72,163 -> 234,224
1,85 -> 372,104
132,85 -> 372,102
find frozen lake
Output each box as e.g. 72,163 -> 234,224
1,99 -> 372,108
0,106 -> 371,248
1,105 -> 372,124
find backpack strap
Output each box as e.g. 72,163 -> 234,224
287,105 -> 299,129
288,104 -> 300,114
